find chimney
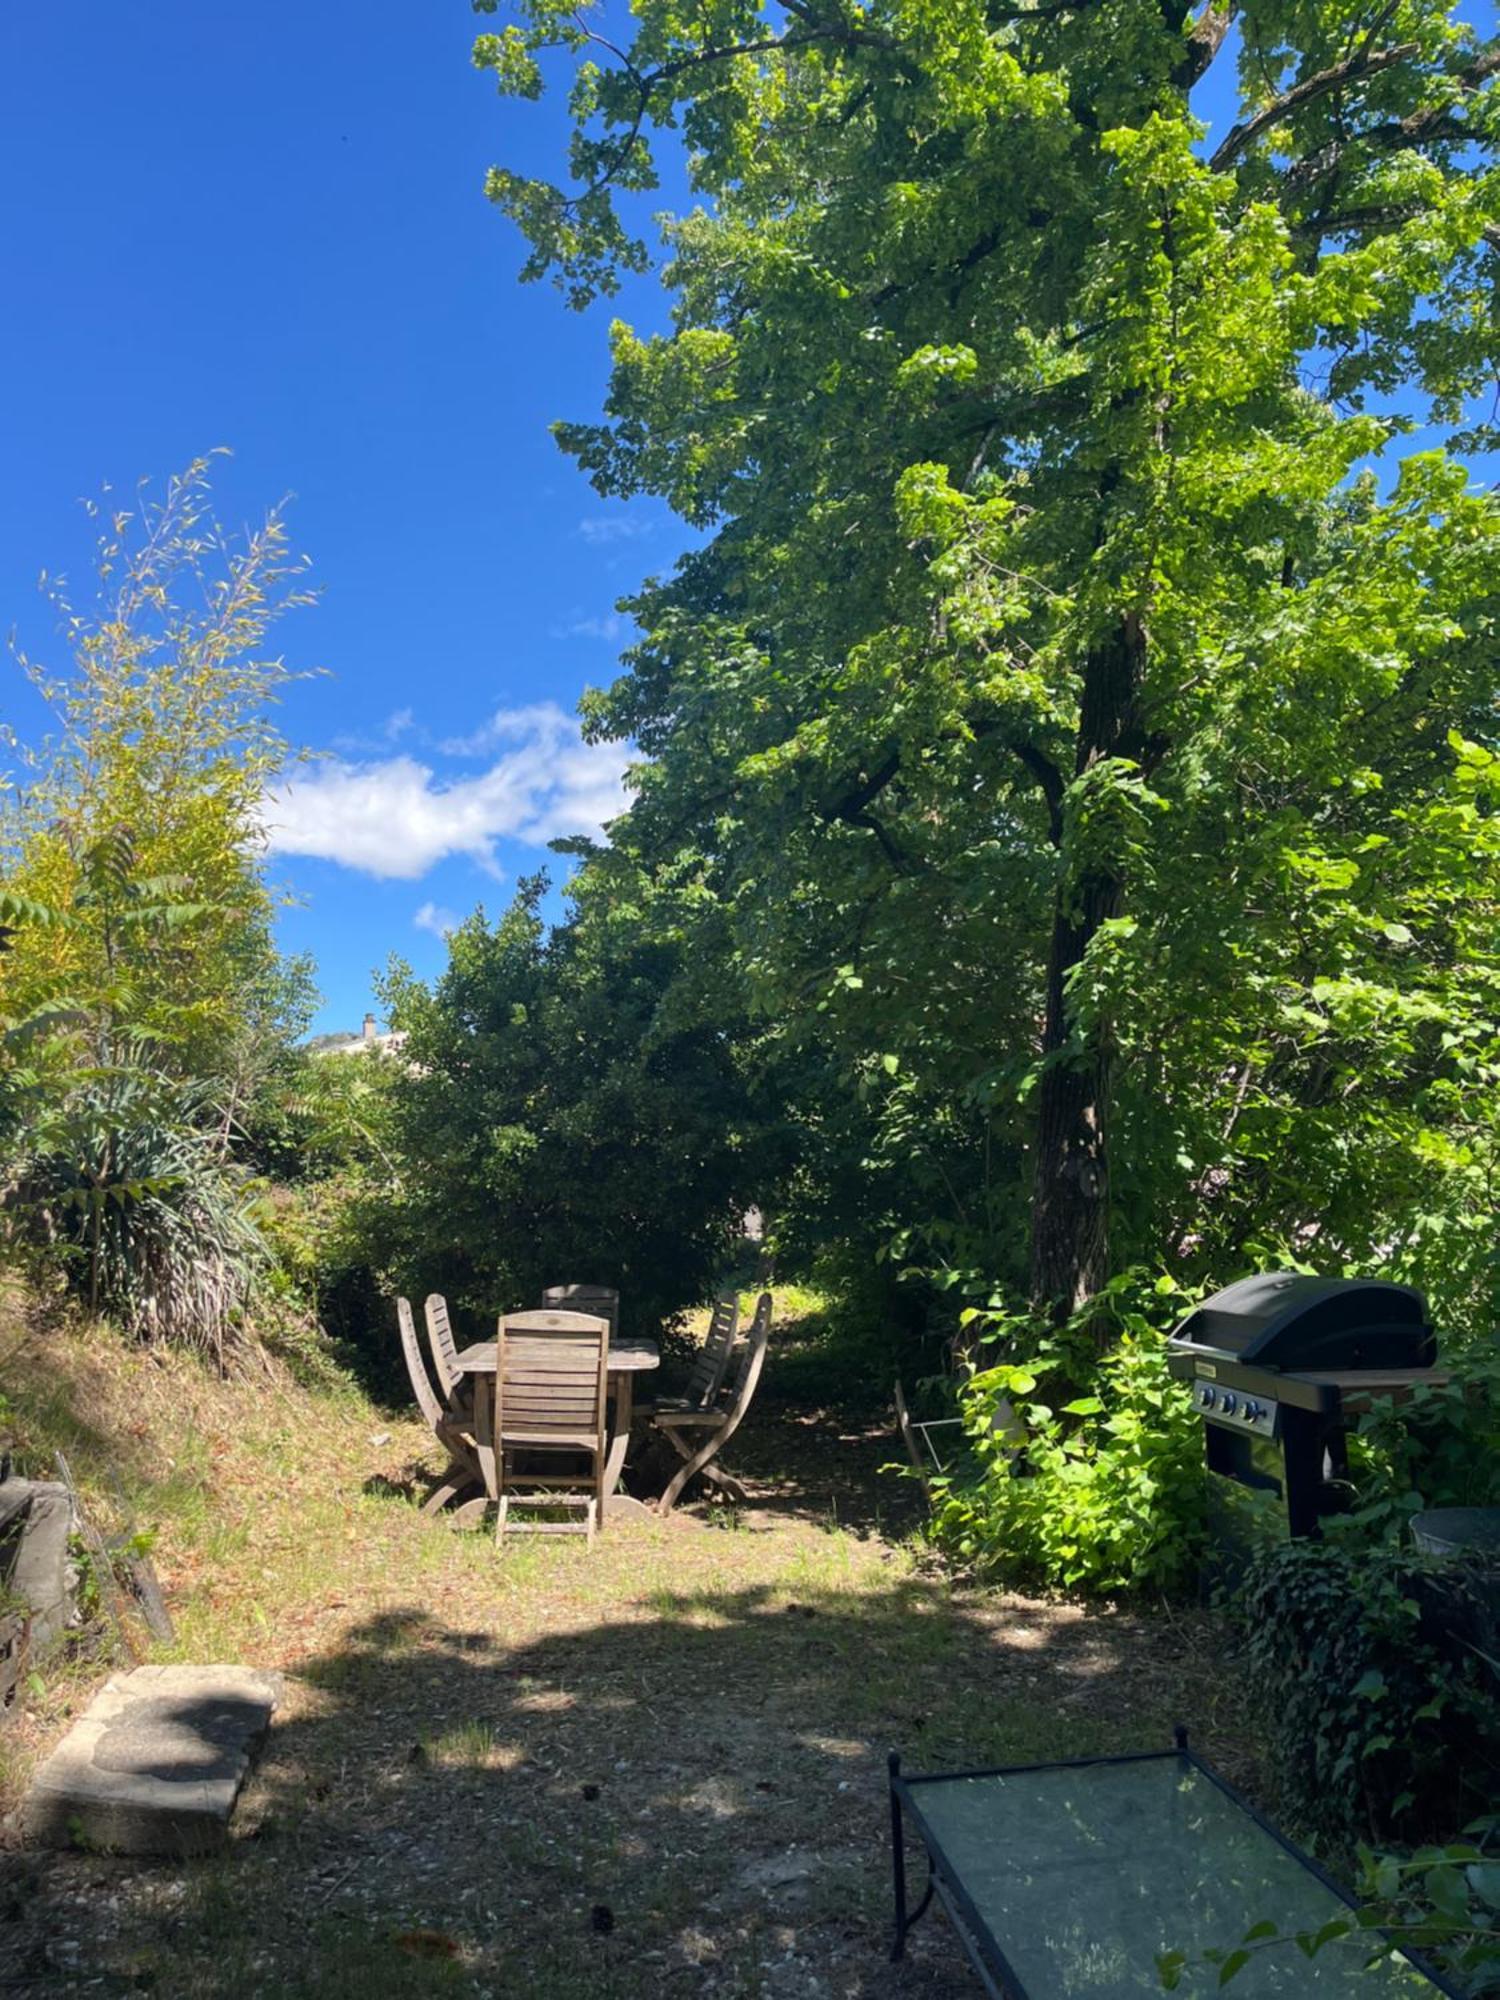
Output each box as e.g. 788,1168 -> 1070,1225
362,1013 -> 377,1042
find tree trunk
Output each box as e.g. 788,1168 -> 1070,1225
1028,613 -> 1146,1322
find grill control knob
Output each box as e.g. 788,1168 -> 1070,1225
1243,1400 -> 1262,1423
1220,1393 -> 1237,1417
1197,1386 -> 1217,1410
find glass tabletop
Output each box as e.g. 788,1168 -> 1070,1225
907,1757 -> 1440,1997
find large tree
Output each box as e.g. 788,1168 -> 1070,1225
475,0 -> 1500,1324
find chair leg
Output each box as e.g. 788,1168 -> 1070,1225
657,1427 -> 727,1516
699,1459 -> 748,1505
422,1465 -> 479,1516
494,1491 -> 510,1545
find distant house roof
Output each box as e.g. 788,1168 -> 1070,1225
309,1013 -> 408,1059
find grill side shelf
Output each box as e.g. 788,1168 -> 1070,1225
1167,1344 -> 1339,1414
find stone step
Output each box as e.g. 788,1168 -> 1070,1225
24,1664 -> 282,1856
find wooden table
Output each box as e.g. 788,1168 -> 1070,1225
454,1337 -> 660,1523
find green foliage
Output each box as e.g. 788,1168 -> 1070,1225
1339,1353 -> 1500,1543
8,1058 -> 265,1357
353,873 -> 778,1348
930,1274 -> 1210,1593
1164,1831 -> 1500,1992
465,0 -> 1500,1575
1239,1540 -> 1500,1855
0,462 -> 317,1356
239,1040 -> 397,1185
474,0 -> 1500,1329
2,454 -> 313,1088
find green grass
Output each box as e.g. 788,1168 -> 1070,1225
0,1281 -> 1232,1999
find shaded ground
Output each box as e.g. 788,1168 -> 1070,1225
0,1310 -> 1235,1997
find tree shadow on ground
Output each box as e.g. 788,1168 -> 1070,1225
663,1385 -> 926,1541
3,1559 -> 1231,1998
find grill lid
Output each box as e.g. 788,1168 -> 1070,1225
1170,1272 -> 1435,1373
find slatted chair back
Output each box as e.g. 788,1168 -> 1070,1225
687,1294 -> 740,1408
397,1296 -> 446,1436
654,1292 -> 774,1516
722,1291 -> 773,1431
541,1284 -> 620,1338
496,1310 -> 610,1446
423,1293 -> 463,1400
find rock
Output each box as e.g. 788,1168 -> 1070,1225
0,1476 -> 76,1655
24,1664 -> 282,1856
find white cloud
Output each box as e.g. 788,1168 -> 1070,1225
438,701 -> 576,760
414,901 -> 462,937
552,611 -> 625,642
331,705 -> 422,756
263,703 -> 631,881
576,514 -> 653,546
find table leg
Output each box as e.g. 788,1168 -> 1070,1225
604,1372 -> 633,1496
602,1375 -> 653,1523
474,1375 -> 499,1502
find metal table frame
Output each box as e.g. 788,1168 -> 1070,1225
887,1730 -> 1467,1998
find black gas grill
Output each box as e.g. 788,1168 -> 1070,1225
1169,1273 -> 1440,1539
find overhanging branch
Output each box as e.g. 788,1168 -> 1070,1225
1175,1 -> 1238,89
1210,40 -> 1420,171
1282,46 -> 1500,194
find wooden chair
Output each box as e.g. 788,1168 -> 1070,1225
652,1292 -> 772,1517
541,1284 -> 620,1338
423,1293 -> 473,1418
396,1297 -> 481,1515
644,1293 -> 740,1417
493,1310 -> 611,1546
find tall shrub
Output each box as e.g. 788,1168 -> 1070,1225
1,460 -> 313,1353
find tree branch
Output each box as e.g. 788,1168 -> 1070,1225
1174,1 -> 1238,90
1291,199 -> 1427,239
1010,743 -> 1066,846
1282,46 -> 1500,194
816,749 -> 914,872
1210,40 -> 1420,171
967,719 -> 1067,843
558,13 -> 912,223
818,748 -> 902,824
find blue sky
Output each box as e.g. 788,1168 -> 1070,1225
0,1 -> 689,1034
0,6 -> 1491,1034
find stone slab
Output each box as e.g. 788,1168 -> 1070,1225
24,1664 -> 282,1856
0,1477 -> 75,1653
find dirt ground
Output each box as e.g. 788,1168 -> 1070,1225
0,1328 -> 1238,1998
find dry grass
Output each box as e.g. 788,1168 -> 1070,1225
0,1285 -> 1238,1997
